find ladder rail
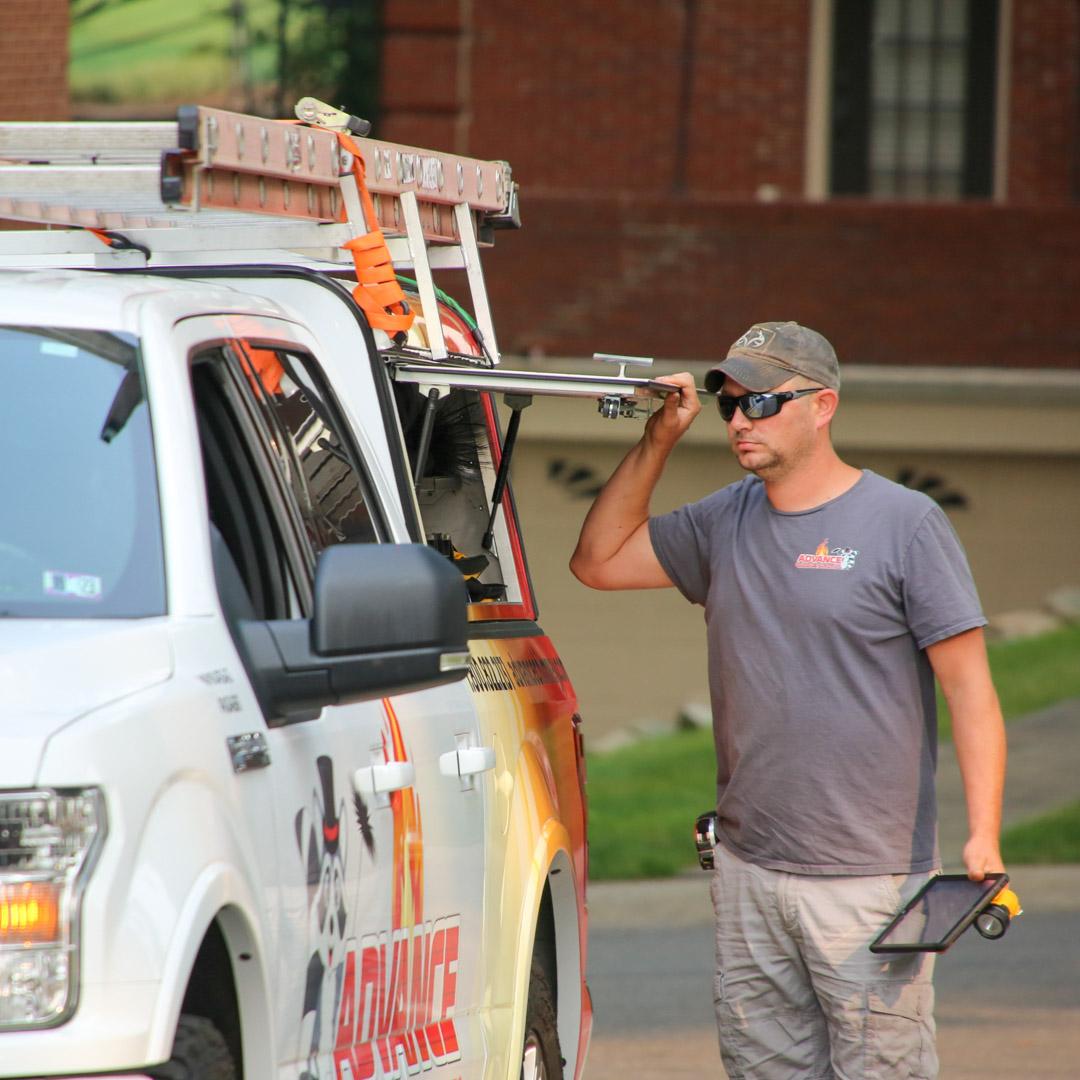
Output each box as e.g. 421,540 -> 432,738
0,108 -> 514,229
0,120 -> 178,162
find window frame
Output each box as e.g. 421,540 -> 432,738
815,0 -> 1004,200
469,391 -> 538,625
191,337 -> 394,623
191,348 -> 312,620
227,339 -> 391,554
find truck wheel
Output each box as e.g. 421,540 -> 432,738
521,956 -> 562,1080
147,1013 -> 237,1080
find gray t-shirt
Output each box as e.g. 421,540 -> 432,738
649,469 -> 985,875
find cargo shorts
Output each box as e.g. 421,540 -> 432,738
710,843 -> 938,1080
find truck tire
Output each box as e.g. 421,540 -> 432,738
146,1013 -> 237,1080
521,955 -> 563,1080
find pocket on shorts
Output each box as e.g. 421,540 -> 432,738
883,874 -> 904,911
711,973 -> 744,1079
866,982 -> 937,1080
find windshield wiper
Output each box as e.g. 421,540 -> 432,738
4,326 -> 144,445
100,369 -> 144,444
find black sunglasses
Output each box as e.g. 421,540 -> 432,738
716,387 -> 823,421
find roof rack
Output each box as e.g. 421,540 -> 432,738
0,100 -> 520,363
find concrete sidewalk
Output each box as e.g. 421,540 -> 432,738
583,699 -> 1080,1079
938,695 -> 1080,868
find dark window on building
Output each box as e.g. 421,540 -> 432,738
831,0 -> 999,198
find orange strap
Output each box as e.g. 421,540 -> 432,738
231,337 -> 285,396
335,132 -> 415,336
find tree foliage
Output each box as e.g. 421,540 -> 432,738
69,0 -> 381,123
275,0 -> 382,123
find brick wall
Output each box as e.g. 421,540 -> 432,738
466,0 -> 688,194
382,0 -> 467,151
680,0 -> 811,200
0,1 -> 69,120
1007,0 -> 1080,204
381,1 -> 1080,371
482,198 -> 1080,368
384,0 -> 812,199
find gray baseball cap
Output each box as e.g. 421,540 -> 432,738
705,322 -> 840,394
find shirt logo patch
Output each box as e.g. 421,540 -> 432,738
795,539 -> 859,570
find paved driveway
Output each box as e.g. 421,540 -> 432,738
583,866 -> 1080,1079
583,698 -> 1080,1078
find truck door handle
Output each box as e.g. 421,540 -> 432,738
364,761 -> 416,794
439,746 -> 496,778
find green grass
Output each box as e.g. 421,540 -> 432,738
937,621 -> 1080,738
71,0 -> 280,107
1001,799 -> 1080,864
984,622 -> 1080,718
586,724 -> 717,881
589,623 -> 1080,880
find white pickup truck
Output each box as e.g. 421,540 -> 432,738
0,105 -> 667,1080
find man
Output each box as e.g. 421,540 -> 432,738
570,322 -> 1006,1079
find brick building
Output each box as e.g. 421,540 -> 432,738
0,2 -> 1075,732
0,1 -> 70,121
381,0 -> 1080,368
380,0 -> 1080,733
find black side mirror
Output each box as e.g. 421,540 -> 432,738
311,543 -> 468,656
236,544 -> 471,723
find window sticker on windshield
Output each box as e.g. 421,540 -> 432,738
39,341 -> 79,357
44,570 -> 103,600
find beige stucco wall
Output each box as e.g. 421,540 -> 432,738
499,364 -> 1080,738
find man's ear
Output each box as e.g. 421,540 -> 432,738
814,389 -> 839,429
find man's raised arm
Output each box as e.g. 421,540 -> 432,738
569,372 -> 701,590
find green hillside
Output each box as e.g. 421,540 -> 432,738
71,0 -> 280,109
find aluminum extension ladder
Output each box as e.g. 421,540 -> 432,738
0,99 -> 519,364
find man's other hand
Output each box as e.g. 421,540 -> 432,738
963,834 -> 1005,882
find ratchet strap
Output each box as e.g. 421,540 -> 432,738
335,131 -> 415,338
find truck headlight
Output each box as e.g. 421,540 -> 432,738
0,789 -> 106,1029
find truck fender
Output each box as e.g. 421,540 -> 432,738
111,778 -> 274,1070
503,742 -> 584,1080
150,881 -> 275,1077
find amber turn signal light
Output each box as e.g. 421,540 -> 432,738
0,882 -> 61,946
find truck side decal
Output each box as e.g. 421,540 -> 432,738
333,917 -> 462,1079
297,754 -> 372,1079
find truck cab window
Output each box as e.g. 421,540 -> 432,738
0,325 -> 165,618
192,360 -> 299,623
394,383 -> 517,606
231,341 -> 384,553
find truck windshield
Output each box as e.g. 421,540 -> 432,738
0,326 -> 166,618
